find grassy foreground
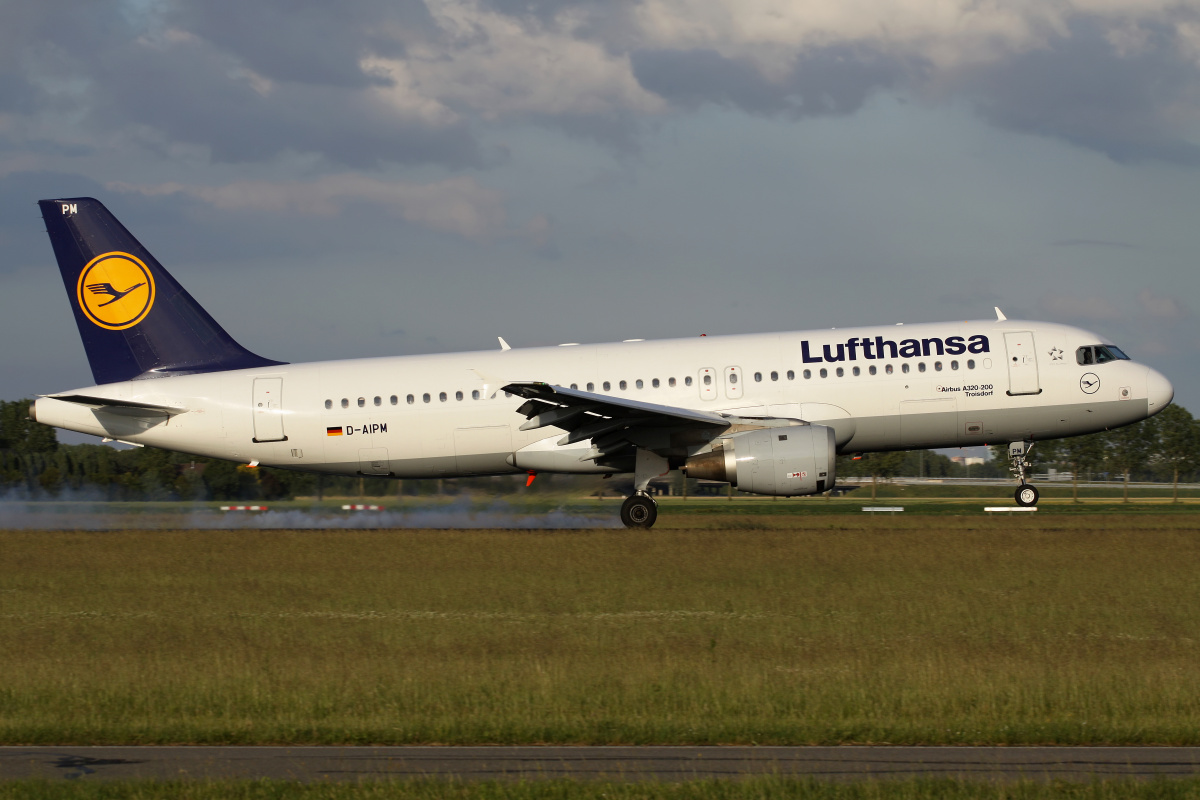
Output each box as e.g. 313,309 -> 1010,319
3,515 -> 1200,745
5,779 -> 1200,800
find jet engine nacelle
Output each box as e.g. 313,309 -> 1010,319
684,425 -> 837,496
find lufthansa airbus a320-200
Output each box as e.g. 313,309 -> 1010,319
30,198 -> 1174,527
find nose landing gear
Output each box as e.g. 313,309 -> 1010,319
1009,441 -> 1039,507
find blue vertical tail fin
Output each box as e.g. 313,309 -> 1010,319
39,197 -> 285,385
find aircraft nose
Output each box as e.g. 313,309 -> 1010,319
1146,366 -> 1174,415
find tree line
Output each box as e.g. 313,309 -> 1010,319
2,399 -> 1197,502
838,404 -> 1200,501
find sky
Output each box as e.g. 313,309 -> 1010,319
2,0 -> 1198,438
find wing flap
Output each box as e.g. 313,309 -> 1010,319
503,382 -> 730,464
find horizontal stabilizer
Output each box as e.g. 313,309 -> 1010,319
44,394 -> 188,417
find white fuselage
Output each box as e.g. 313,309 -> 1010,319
34,319 -> 1172,479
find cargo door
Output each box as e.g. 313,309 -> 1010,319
358,447 -> 390,476
900,398 -> 958,448
698,368 -> 717,400
252,377 -> 286,442
1004,331 -> 1041,395
723,366 -> 743,399
454,426 -> 514,475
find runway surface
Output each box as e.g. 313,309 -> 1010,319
4,746 -> 1200,782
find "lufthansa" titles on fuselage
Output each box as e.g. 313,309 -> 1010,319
801,334 -> 991,363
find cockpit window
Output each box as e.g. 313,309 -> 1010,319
1077,344 -> 1130,365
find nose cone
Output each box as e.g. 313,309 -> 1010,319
1146,367 -> 1174,416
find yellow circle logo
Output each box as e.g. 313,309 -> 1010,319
76,252 -> 155,330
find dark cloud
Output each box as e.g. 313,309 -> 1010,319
170,0 -> 436,88
93,35 -> 481,168
957,19 -> 1200,164
631,46 -> 913,118
4,2 -> 1200,170
0,1 -> 482,169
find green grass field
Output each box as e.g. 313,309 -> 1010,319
3,512 -> 1200,746
5,778 -> 1200,800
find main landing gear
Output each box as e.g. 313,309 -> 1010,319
620,493 -> 658,528
620,448 -> 668,529
1009,441 -> 1039,507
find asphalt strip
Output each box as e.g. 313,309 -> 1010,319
4,746 -> 1200,782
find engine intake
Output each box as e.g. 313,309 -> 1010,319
684,425 -> 836,496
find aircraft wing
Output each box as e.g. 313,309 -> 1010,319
502,381 -> 730,464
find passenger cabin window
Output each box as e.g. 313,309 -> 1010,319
852,366 -> 860,376
836,367 -> 844,377
729,373 -> 738,384
950,361 -> 959,371
636,379 -> 644,389
669,377 -> 676,387
902,364 -> 910,374
472,390 -> 480,400
885,364 -> 893,374
771,371 -> 778,381
918,363 -> 926,373
934,361 -> 942,372
753,372 -> 762,382
967,359 -> 975,369
570,384 -> 577,390
703,375 -> 712,385
324,399 -> 332,409
455,391 -> 463,401
439,392 -> 448,402
803,369 -> 811,379
868,366 -> 876,376
358,397 -> 365,407
619,380 -> 627,390
685,376 -> 693,386
603,381 -> 611,391
820,368 -> 828,378
587,382 -> 595,391
390,395 -> 398,405
341,398 -> 349,408
652,378 -> 659,388
407,394 -> 415,404
787,370 -> 795,380
374,396 -> 381,406
423,393 -> 431,403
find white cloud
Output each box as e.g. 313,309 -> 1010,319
367,0 -> 664,121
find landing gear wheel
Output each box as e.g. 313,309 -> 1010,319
620,494 -> 658,529
1015,484 -> 1039,507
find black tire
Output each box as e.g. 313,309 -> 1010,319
1015,484 -> 1039,507
620,494 -> 658,529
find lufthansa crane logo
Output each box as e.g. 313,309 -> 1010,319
75,252 -> 155,330
1080,372 -> 1100,394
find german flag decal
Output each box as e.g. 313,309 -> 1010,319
326,426 -> 343,436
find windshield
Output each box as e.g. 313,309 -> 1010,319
1078,344 -> 1130,365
